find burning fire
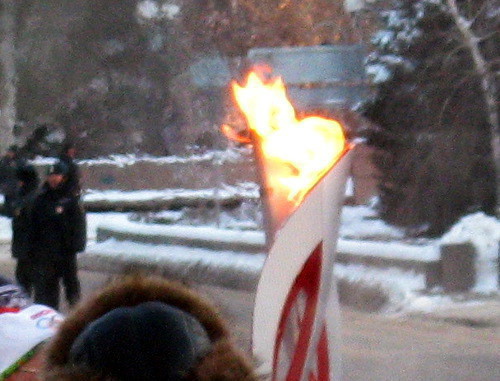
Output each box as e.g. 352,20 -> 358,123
226,71 -> 347,204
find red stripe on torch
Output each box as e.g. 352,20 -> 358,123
273,244 -> 323,381
316,325 -> 331,380
306,325 -> 330,381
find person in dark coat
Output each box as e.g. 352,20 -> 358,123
42,275 -> 258,381
11,164 -> 40,294
58,141 -> 81,198
0,145 -> 25,217
32,162 -> 86,310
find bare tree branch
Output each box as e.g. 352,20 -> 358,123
446,0 -> 499,213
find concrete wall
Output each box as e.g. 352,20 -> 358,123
33,144 -> 380,204
35,157 -> 258,191
79,160 -> 258,191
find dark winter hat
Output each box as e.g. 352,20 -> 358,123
16,165 -> 39,188
68,301 -> 210,381
7,144 -> 18,153
47,161 -> 68,176
61,140 -> 75,153
42,276 -> 258,381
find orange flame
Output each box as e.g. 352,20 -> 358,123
221,124 -> 252,144
231,71 -> 346,204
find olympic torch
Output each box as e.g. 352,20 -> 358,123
224,71 -> 353,380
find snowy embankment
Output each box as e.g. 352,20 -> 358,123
29,150 -> 248,167
337,211 -> 499,313
84,185 -> 259,203
87,206 -> 498,312
83,239 -> 265,291
1,195 -> 498,313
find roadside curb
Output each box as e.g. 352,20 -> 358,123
407,299 -> 500,328
79,247 -> 500,326
1,243 -> 497,326
79,243 -> 264,292
97,224 -> 265,254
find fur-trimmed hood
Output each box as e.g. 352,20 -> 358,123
42,275 -> 258,380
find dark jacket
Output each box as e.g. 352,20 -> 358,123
42,276 -> 258,381
0,156 -> 25,217
58,154 -> 81,197
0,156 -> 18,193
11,172 -> 39,259
32,183 -> 86,261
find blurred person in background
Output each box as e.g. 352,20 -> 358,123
31,162 -> 86,310
0,145 -> 26,217
11,164 -> 40,294
58,141 -> 81,198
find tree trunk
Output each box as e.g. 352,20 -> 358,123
446,0 -> 499,214
0,0 -> 17,153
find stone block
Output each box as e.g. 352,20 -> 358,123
424,261 -> 442,290
440,242 -> 476,293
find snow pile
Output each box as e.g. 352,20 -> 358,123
339,205 -> 405,240
0,213 -> 9,242
338,239 -> 437,261
86,213 -> 126,241
96,218 -> 265,247
88,238 -> 265,274
440,212 -> 499,293
84,239 -> 264,291
335,263 -> 425,313
29,149 -> 251,168
334,261 -> 486,314
336,205 -> 437,313
83,182 -> 260,202
1,212 -> 123,243
333,212 -> 499,313
1,201 -> 498,314
75,149 -> 250,167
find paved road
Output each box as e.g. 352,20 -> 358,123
1,244 -> 498,380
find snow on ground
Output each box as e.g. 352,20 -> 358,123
0,209 -> 125,242
336,209 -> 499,312
335,263 -> 427,313
0,215 -> 9,242
1,194 -> 498,314
84,182 -> 260,203
31,148 -> 252,167
97,217 -> 265,246
339,204 -> 405,240
1,154 -> 496,316
91,238 -> 265,274
86,213 -> 126,241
